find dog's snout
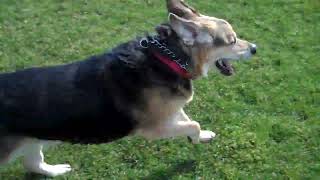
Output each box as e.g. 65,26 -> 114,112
250,44 -> 257,55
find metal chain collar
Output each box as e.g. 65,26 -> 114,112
139,36 -> 189,70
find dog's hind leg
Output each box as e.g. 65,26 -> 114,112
22,140 -> 71,177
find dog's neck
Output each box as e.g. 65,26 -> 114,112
106,32 -> 195,82
142,35 -> 193,79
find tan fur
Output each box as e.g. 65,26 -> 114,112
134,86 -> 192,131
192,47 -> 211,77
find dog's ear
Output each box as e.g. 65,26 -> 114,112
168,13 -> 199,46
166,0 -> 199,19
155,24 -> 172,39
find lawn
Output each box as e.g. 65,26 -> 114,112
0,0 -> 319,179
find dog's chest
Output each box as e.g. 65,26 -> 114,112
134,83 -> 193,127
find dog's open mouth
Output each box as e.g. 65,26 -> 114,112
215,59 -> 235,76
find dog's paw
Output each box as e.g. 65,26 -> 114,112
188,130 -> 216,144
27,163 -> 72,177
198,130 -> 216,143
43,164 -> 72,177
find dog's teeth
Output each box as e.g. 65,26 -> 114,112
218,60 -> 224,67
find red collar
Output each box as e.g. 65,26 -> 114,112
152,51 -> 192,79
139,36 -> 192,79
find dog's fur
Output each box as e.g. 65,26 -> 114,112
0,0 -> 256,176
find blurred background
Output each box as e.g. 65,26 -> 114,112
0,0 -> 319,179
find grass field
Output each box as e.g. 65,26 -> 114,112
0,0 -> 319,179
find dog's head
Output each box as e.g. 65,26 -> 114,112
160,0 -> 257,78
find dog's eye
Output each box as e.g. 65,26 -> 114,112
213,36 -> 226,46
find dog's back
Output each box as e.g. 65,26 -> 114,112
0,52 -> 139,144
0,64 -> 81,139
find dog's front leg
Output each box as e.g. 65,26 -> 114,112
178,109 -> 216,143
138,109 -> 215,143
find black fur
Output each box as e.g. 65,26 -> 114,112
0,31 -> 191,144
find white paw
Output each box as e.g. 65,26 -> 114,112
199,130 -> 216,143
30,163 -> 72,177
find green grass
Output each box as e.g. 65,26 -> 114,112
0,0 -> 319,179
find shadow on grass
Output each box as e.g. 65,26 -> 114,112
23,173 -> 51,180
141,159 -> 196,180
0,172 -> 52,180
1,160 -> 196,179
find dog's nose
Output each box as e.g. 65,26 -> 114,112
250,44 -> 257,55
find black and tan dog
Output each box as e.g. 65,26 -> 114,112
0,0 -> 257,176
